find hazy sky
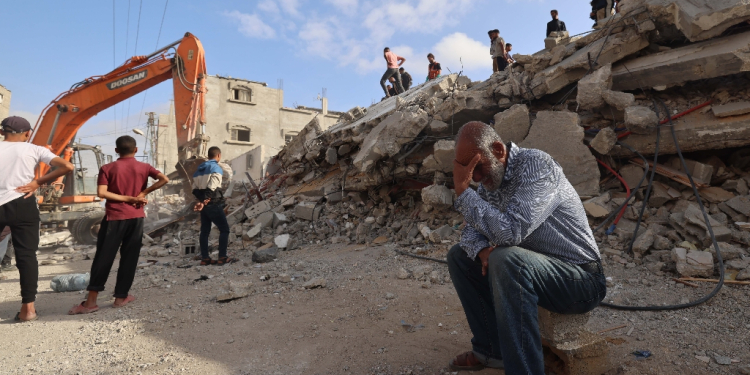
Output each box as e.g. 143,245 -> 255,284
0,0 -> 594,158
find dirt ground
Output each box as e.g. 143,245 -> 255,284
0,242 -> 748,375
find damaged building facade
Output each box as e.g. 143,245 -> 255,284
156,75 -> 342,178
0,83 -> 10,122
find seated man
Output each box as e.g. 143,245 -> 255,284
447,122 -> 605,374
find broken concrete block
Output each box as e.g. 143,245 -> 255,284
619,164 -> 646,190
672,247 -> 714,278
601,90 -> 635,111
631,1 -> 750,42
726,195 -> 750,216
632,229 -> 655,254
648,181 -> 680,207
612,31 -> 750,91
245,224 -> 262,240
712,102 -> 750,118
255,211 -> 274,229
272,213 -> 288,228
303,277 -> 327,289
538,307 -> 609,375
245,200 -> 273,220
428,119 -> 450,134
282,117 -> 322,164
274,234 -> 290,249
576,64 -> 612,110
353,110 -> 430,172
421,185 -> 453,207
583,192 -> 611,218
429,225 -> 454,243
664,158 -> 714,186
589,128 -> 617,154
433,140 -> 456,172
544,30 -> 570,50
706,242 -> 747,261
520,111 -> 600,197
625,106 -> 659,134
493,104 -> 530,144
337,144 -> 351,156
216,281 -> 253,302
699,187 -> 735,204
295,202 -> 322,221
326,147 -> 338,165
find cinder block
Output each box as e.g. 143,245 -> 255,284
538,307 -> 609,375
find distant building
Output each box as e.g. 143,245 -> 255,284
156,75 -> 341,180
0,84 -> 11,141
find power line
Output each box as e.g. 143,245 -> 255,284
136,0 -> 169,144
125,0 -> 143,130
120,0 -> 131,131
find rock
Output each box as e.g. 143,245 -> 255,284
520,111 -> 600,197
726,195 -> 750,216
353,110 -> 430,172
432,140 -> 456,172
274,234 -> 290,249
245,200 -> 273,220
356,223 -> 371,244
583,192 -> 611,218
429,225 -> 454,243
713,353 -> 732,365
619,164 -> 646,190
544,30 -> 570,50
667,158 -> 714,185
372,236 -> 389,245
272,213 -> 288,228
54,247 -> 75,254
493,104 -> 530,144
385,292 -> 396,300
589,128 -> 617,154
601,90 -> 635,111
217,281 -> 253,302
252,246 -> 279,263
278,273 -> 292,283
653,235 -> 672,250
245,224 -> 262,240
737,269 -> 750,281
326,147 -> 338,165
428,119 -> 450,134
625,106 -> 659,134
672,248 -> 713,277
699,187 -> 735,203
421,185 -> 453,207
711,102 -> 750,117
337,144 -> 351,156
396,268 -> 410,279
303,277 -> 327,289
649,181 -> 680,207
576,64 -> 612,110
295,202 -> 322,221
632,229 -> 655,254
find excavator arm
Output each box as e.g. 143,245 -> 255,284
32,32 -> 208,176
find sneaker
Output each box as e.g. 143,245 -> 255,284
1,263 -> 16,271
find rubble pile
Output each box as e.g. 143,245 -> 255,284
134,1 -> 750,283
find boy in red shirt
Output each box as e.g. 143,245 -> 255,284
69,136 -> 168,314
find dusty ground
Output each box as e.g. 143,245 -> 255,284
0,242 -> 748,375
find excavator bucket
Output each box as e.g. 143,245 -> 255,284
175,157 -> 207,199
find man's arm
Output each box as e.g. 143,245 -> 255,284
547,22 -> 553,37
137,173 -> 169,199
97,185 -> 146,204
398,56 -> 406,66
15,157 -> 74,198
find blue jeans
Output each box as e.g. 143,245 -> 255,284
447,245 -> 606,375
199,204 -> 230,259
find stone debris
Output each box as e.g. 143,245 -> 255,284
672,247 -> 714,278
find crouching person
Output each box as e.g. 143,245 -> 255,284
69,136 -> 168,314
447,122 -> 606,374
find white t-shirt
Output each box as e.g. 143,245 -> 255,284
0,142 -> 58,207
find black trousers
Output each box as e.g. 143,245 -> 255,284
495,57 -> 509,72
0,195 -> 40,303
87,217 -> 144,298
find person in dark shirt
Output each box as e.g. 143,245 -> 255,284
427,53 -> 442,81
546,10 -> 567,37
399,67 -> 412,90
387,78 -> 398,97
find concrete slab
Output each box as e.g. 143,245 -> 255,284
712,101 -> 750,117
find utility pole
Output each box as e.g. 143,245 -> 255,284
146,112 -> 156,166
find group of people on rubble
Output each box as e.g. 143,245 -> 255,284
0,116 -> 234,321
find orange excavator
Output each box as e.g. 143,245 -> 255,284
30,32 -> 209,244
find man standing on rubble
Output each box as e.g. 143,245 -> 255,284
447,122 -> 605,374
192,146 -> 237,266
399,67 -> 413,90
546,10 -> 567,37
488,30 -> 509,73
380,47 -> 406,98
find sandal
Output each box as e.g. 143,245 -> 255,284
200,258 -> 216,266
14,312 -> 39,322
68,302 -> 99,315
113,295 -> 135,308
215,257 -> 238,266
449,351 -> 503,371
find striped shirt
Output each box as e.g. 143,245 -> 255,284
455,143 -> 600,264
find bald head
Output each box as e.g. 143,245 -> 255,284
455,122 -> 507,191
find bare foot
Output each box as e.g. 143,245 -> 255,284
113,295 -> 135,308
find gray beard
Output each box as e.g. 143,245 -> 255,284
482,157 -> 506,192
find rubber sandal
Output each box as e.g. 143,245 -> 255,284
215,257 -> 238,266
68,302 -> 99,315
200,258 -> 216,266
14,312 -> 39,322
113,295 -> 135,308
449,351 -> 487,371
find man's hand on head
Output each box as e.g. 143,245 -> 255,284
478,246 -> 495,276
453,154 -> 481,197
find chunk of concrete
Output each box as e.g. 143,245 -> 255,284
666,158 -> 714,186
421,185 -> 453,207
699,187 -> 735,203
295,202 -> 322,221
632,229 -> 655,254
538,307 -> 609,375
493,104 -> 530,144
602,90 -> 635,111
255,211 -> 274,229
252,246 -> 279,263
726,195 -> 750,216
583,192 -> 611,218
433,140 -> 456,172
712,102 -> 750,118
337,144 -> 351,156
245,200 -> 273,220
576,64 -> 612,110
619,164 -> 646,190
544,30 -> 570,50
428,119 -> 450,134
612,31 -> 750,91
589,127 -> 617,154
625,106 -> 659,134
245,224 -> 262,240
326,147 -> 338,165
631,0 -> 750,42
520,111 -> 600,197
272,213 -> 288,228
353,110 -> 430,172
274,234 -> 290,249
672,247 -> 713,278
